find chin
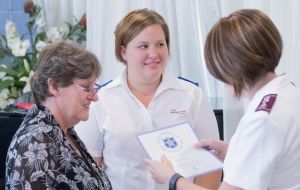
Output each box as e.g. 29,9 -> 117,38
80,113 -> 89,121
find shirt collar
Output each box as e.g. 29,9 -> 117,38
104,70 -> 186,100
254,73 -> 290,99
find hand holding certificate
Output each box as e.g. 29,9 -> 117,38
137,122 -> 223,178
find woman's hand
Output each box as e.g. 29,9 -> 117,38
144,155 -> 176,184
195,139 -> 228,161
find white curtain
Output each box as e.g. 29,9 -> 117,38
86,0 -> 223,106
35,0 -> 86,28
35,0 -> 224,106
37,0 -> 300,142
220,0 -> 300,141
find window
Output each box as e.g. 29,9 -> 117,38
0,0 -> 28,36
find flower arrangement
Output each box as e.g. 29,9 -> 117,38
0,0 -> 86,110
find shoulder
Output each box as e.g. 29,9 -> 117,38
177,76 -> 199,87
175,76 -> 205,98
97,79 -> 114,90
255,94 -> 277,113
98,77 -> 125,92
174,76 -> 201,91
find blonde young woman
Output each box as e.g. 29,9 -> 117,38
76,9 -> 221,190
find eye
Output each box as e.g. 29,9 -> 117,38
138,44 -> 148,49
157,42 -> 165,47
80,84 -> 95,92
81,85 -> 90,92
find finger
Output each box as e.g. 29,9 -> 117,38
161,155 -> 167,162
194,140 -> 213,149
161,155 -> 171,165
143,158 -> 153,165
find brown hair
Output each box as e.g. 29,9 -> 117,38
114,8 -> 170,64
30,41 -> 101,103
204,9 -> 282,98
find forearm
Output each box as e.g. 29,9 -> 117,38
194,171 -> 222,190
176,177 -> 210,190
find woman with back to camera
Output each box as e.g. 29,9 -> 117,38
75,8 -> 221,190
144,9 -> 300,190
5,41 -> 112,189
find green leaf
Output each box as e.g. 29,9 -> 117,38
0,79 -> 14,89
35,32 -> 47,42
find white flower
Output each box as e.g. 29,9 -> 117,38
0,64 -> 7,79
36,15 -> 46,28
0,89 -> 15,109
0,2 -> 86,110
5,20 -> 18,37
0,88 -> 9,99
7,38 -> 19,50
11,39 -> 30,57
46,27 -> 65,42
35,40 -> 48,52
19,70 -> 34,93
5,21 -> 20,49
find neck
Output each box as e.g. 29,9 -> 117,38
127,73 -> 162,107
43,98 -> 71,134
244,72 -> 277,100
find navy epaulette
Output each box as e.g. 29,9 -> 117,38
255,94 -> 277,113
95,80 -> 113,92
177,76 -> 199,87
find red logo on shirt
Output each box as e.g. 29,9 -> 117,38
255,94 -> 277,113
170,109 -> 186,115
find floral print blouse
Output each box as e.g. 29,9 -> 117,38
5,104 -> 112,190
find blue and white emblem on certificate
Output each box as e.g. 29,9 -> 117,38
158,132 -> 182,151
136,122 -> 223,178
163,136 -> 177,148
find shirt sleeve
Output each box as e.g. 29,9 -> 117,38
223,116 -> 283,189
75,100 -> 105,157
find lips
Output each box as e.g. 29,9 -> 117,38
144,61 -> 159,65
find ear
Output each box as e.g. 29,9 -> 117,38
47,78 -> 59,96
120,45 -> 127,61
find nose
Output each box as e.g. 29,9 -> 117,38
89,93 -> 99,101
148,47 -> 159,59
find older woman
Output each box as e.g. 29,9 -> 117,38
5,41 -> 112,189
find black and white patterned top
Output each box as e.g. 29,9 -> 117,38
5,104 -> 112,190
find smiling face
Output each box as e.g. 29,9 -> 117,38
55,76 -> 98,126
121,24 -> 169,85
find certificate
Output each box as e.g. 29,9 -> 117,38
136,122 -> 223,178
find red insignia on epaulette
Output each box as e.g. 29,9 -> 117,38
255,94 -> 277,113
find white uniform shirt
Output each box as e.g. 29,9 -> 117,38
75,71 -> 219,190
223,75 -> 300,190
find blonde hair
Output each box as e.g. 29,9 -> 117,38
114,8 -> 170,64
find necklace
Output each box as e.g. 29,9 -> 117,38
65,133 -> 82,157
